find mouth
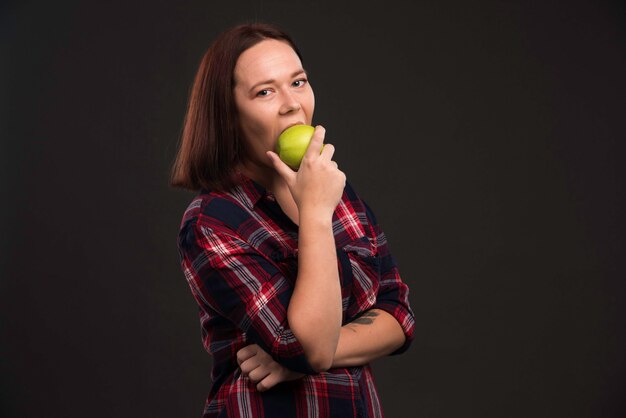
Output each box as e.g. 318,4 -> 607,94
281,122 -> 305,133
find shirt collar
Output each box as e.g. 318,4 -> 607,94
231,171 -> 269,210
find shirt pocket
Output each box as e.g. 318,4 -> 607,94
338,235 -> 381,321
267,246 -> 299,284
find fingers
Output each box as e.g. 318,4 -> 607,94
267,151 -> 297,179
305,126 -> 337,163
304,125 -> 326,159
238,344 -> 274,382
248,364 -> 271,383
240,358 -> 260,377
236,344 -> 258,366
320,143 -> 335,161
257,372 -> 282,392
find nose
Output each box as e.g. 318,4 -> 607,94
279,90 -> 301,115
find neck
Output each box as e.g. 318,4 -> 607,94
237,159 -> 283,193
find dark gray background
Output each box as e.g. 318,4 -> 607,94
1,0 -> 624,417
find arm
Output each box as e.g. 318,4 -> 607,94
288,211 -> 341,372
331,308 -> 406,368
237,309 -> 404,391
179,220 -> 319,375
238,187 -> 416,386
267,126 -> 345,372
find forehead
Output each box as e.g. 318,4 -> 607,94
234,39 -> 302,84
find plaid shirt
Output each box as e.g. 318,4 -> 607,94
177,172 -> 415,418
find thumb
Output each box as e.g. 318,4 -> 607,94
266,151 -> 295,182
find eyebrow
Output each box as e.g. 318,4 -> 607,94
248,69 -> 308,93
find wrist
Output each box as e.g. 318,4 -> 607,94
298,207 -> 334,225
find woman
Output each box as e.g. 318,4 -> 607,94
171,22 -> 415,418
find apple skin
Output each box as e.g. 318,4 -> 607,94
276,124 -> 323,169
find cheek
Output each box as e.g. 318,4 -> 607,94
239,111 -> 276,151
305,91 -> 315,115
240,109 -> 268,137
236,94 -> 268,134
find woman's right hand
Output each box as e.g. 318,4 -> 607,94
237,344 -> 306,392
267,126 -> 346,220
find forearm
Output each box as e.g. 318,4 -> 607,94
331,309 -> 406,368
288,212 -> 342,372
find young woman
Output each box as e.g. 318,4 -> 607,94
171,22 -> 415,418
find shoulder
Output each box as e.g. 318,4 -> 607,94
178,189 -> 252,237
176,190 -> 258,263
342,180 -> 378,227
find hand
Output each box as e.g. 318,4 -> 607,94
267,125 -> 346,219
236,344 -> 306,392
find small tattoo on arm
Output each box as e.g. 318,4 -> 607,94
351,310 -> 379,325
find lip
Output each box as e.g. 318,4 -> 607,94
281,122 -> 305,133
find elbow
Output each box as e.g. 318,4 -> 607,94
307,351 -> 334,373
391,315 -> 410,353
298,338 -> 338,372
288,314 -> 340,373
393,333 -> 407,352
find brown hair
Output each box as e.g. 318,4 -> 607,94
169,22 -> 304,192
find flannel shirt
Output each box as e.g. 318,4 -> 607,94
177,172 -> 415,418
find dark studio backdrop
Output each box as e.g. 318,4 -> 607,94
1,0 -> 625,417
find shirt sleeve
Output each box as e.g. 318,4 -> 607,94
178,220 -> 318,375
362,199 -> 416,356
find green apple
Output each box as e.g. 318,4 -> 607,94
276,124 -> 323,170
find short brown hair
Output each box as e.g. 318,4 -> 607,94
169,22 -> 304,192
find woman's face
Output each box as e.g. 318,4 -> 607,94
233,39 -> 315,168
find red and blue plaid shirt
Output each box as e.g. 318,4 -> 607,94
177,172 -> 415,417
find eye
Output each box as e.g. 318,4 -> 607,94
293,78 -> 308,87
256,89 -> 271,97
